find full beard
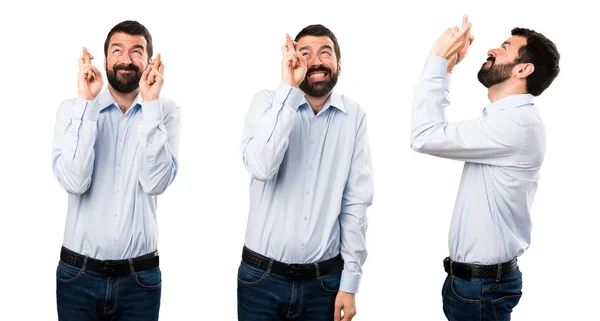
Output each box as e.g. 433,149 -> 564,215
299,66 -> 339,97
106,64 -> 143,93
477,57 -> 517,88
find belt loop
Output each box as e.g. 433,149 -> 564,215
450,260 -> 454,276
313,262 -> 321,279
266,259 -> 274,276
496,263 -> 502,282
81,256 -> 88,274
128,258 -> 135,275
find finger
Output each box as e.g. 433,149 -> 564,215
82,47 -> 91,64
141,64 -> 152,83
158,62 -> 165,74
147,68 -> 158,85
454,22 -> 472,42
90,66 -> 101,80
281,43 -> 288,57
296,51 -> 306,68
154,53 -> 162,69
286,33 -> 295,51
334,304 -> 342,321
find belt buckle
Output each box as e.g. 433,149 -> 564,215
285,264 -> 312,281
100,260 -> 121,276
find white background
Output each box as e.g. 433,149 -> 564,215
1,0 -> 597,319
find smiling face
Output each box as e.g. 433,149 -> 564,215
296,35 -> 341,98
477,35 -> 527,88
104,32 -> 149,94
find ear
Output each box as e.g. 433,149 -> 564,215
337,59 -> 342,76
104,58 -> 107,70
515,62 -> 534,79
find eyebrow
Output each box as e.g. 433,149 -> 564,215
502,41 -> 511,47
110,43 -> 146,51
298,44 -> 334,52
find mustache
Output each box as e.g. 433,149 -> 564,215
306,65 -> 332,75
112,63 -> 140,72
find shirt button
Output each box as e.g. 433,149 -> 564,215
310,139 -> 315,144
300,242 -> 305,248
305,190 -> 310,195
308,164 -> 313,169
303,217 -> 308,221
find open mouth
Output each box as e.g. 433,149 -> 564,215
307,71 -> 329,81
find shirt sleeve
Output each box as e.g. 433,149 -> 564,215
137,99 -> 180,195
339,112 -> 374,293
240,83 -> 305,181
52,98 -> 102,194
410,55 -> 524,166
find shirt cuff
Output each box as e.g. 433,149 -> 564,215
274,83 -> 305,111
141,100 -> 164,122
424,55 -> 449,79
339,270 -> 361,294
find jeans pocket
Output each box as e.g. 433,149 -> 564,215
450,276 -> 482,304
56,261 -> 83,283
237,262 -> 268,286
319,273 -> 341,293
134,267 -> 162,289
492,294 -> 522,321
489,276 -> 523,321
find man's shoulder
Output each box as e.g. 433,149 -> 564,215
337,93 -> 367,117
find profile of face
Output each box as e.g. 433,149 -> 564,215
296,35 -> 341,98
105,32 -> 149,94
477,35 -> 528,88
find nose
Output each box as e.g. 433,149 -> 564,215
307,54 -> 323,67
120,53 -> 133,65
487,48 -> 498,57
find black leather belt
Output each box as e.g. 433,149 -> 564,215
444,257 -> 518,280
242,246 -> 344,281
60,246 -> 159,277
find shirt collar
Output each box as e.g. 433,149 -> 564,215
483,94 -> 535,116
301,91 -> 347,114
96,89 -> 144,112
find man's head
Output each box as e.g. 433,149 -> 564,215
294,24 -> 341,98
104,20 -> 153,94
477,27 -> 560,96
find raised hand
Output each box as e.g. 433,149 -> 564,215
430,15 -> 473,70
78,47 -> 103,100
281,33 -> 307,87
140,53 -> 164,102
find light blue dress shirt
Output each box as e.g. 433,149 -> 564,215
241,83 -> 374,293
52,89 -> 180,260
411,56 -> 546,265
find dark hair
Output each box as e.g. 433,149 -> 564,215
294,24 -> 341,60
511,27 -> 560,96
104,20 -> 153,58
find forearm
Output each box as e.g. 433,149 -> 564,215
241,83 -> 304,181
410,55 -> 451,150
137,100 -> 180,195
339,207 -> 368,294
52,98 -> 101,194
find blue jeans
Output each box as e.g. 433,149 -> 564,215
237,261 -> 341,321
56,260 -> 161,321
442,267 -> 523,321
